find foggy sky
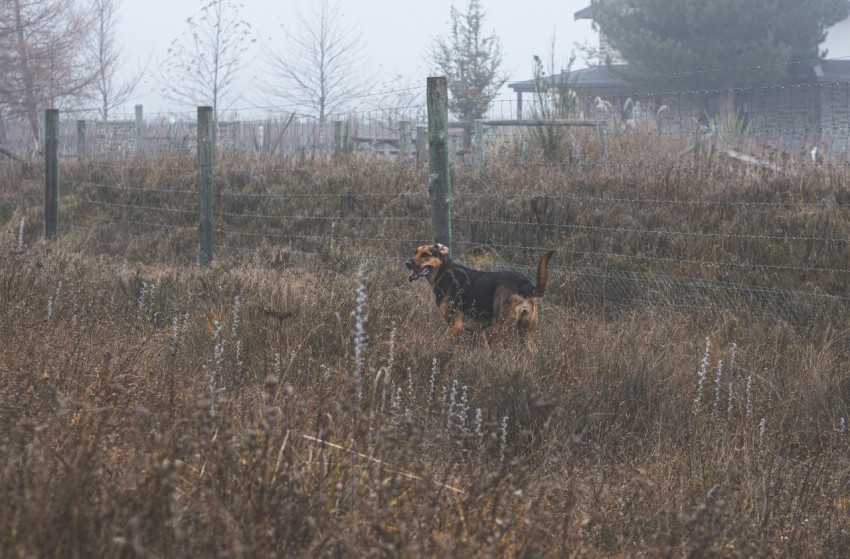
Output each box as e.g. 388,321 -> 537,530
118,0 -> 850,119
118,0 -> 597,118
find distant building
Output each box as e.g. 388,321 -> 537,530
506,1 -> 850,155
822,3 -> 850,59
573,0 -> 627,65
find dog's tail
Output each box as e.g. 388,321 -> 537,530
534,250 -> 556,297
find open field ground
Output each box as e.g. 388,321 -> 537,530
1,150 -> 850,556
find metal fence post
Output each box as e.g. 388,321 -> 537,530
197,106 -> 214,265
427,77 -> 452,251
45,109 -> 59,240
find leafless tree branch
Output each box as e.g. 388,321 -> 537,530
262,0 -> 373,124
158,0 -> 254,120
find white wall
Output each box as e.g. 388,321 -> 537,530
823,16 -> 850,59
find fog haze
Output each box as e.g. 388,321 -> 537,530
115,0 -> 850,118
118,0 -> 597,117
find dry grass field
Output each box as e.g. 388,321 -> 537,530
1,147 -> 849,557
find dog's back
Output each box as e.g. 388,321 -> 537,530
434,265 -> 536,322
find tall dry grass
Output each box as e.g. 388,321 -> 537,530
1,144 -> 849,556
0,249 -> 848,556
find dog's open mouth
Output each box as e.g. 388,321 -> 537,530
408,266 -> 432,283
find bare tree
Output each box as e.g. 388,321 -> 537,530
367,74 -> 426,112
365,74 -> 427,132
87,0 -> 146,121
263,0 -> 372,125
159,0 -> 254,120
0,0 -> 98,143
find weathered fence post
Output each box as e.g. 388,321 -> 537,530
398,121 -> 411,162
134,104 -> 144,156
197,106 -> 214,265
299,120 -> 308,156
45,109 -> 59,240
76,120 -> 86,160
427,77 -> 452,251
38,115 -> 46,155
257,124 -> 265,154
598,122 -> 609,164
473,119 -> 484,169
415,125 -> 427,163
333,120 -> 344,157
168,117 -> 179,150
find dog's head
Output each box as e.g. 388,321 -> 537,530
405,243 -> 449,283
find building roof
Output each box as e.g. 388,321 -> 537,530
508,64 -> 631,96
574,0 -> 626,21
574,5 -> 592,20
508,60 -> 850,97
808,59 -> 850,83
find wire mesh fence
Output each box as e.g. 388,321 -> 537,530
2,77 -> 850,327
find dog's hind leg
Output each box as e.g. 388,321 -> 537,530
516,298 -> 540,352
493,289 -> 532,348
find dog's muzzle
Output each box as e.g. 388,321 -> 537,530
405,259 -> 431,283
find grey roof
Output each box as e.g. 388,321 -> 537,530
508,60 -> 850,97
574,0 -> 626,20
574,5 -> 592,20
807,59 -> 850,83
508,65 -> 631,96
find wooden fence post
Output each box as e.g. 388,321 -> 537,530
134,104 -> 144,156
45,109 -> 59,240
333,120 -> 344,157
299,120 -> 308,156
427,77 -> 452,251
598,122 -> 609,164
257,124 -> 265,153
415,125 -> 427,163
197,106 -> 214,265
473,119 -> 484,169
398,121 -> 411,162
38,116 -> 46,155
76,120 -> 86,160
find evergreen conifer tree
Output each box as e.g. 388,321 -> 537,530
592,0 -> 849,89
430,0 -> 508,145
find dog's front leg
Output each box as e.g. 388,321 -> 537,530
438,300 -> 464,337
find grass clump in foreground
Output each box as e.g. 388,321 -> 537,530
1,244 -> 849,557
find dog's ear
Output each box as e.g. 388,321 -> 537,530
435,243 -> 449,256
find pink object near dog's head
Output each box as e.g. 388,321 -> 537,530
437,243 -> 449,255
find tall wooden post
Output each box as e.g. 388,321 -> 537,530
76,120 -> 86,160
45,109 -> 59,240
599,122 -> 609,164
473,119 -> 484,169
415,125 -> 427,163
197,106 -> 214,265
257,123 -> 265,153
333,120 -> 344,157
427,77 -> 452,251
134,104 -> 144,156
299,120 -> 308,156
398,121 -> 411,162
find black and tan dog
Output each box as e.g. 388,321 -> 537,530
406,243 -> 555,350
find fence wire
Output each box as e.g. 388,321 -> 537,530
2,78 -> 850,327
